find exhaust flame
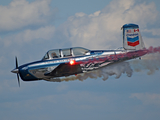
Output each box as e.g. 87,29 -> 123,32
46,46 -> 160,82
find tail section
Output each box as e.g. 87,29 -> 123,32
122,24 -> 145,50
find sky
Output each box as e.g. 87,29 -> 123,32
0,0 -> 160,120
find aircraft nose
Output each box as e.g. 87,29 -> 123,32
11,68 -> 19,73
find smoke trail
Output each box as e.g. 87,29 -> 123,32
46,46 -> 160,82
81,61 -> 133,81
129,46 -> 160,75
129,53 -> 160,75
147,46 -> 160,54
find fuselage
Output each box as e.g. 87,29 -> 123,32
16,48 -> 148,81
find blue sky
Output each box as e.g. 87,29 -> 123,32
0,0 -> 160,120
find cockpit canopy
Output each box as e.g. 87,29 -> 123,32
42,47 -> 90,60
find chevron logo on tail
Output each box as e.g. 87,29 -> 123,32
127,36 -> 139,47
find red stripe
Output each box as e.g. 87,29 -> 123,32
127,41 -> 139,47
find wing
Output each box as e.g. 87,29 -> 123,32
44,63 -> 83,77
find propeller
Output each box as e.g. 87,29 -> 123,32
11,57 -> 20,87
16,57 -> 20,87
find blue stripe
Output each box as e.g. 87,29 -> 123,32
127,36 -> 139,42
90,51 -> 104,55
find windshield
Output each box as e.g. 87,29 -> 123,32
72,47 -> 90,56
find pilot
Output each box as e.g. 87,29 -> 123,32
51,52 -> 58,58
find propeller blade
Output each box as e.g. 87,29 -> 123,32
11,56 -> 21,87
17,73 -> 20,87
16,56 -> 18,69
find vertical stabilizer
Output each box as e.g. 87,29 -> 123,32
122,24 -> 145,50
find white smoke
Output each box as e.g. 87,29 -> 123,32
81,62 -> 133,81
129,53 -> 160,75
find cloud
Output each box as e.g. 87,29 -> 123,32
58,0 -> 158,49
1,0 -> 159,51
142,28 -> 160,47
13,25 -> 56,43
0,25 -> 56,58
0,0 -> 56,32
143,29 -> 160,36
130,93 -> 160,105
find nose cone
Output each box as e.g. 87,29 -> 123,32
11,68 -> 19,73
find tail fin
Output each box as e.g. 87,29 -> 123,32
121,23 -> 145,50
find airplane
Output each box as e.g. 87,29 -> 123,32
11,23 -> 148,86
